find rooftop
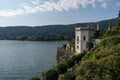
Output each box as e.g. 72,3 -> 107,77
75,27 -> 93,30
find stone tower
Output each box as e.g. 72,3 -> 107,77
75,27 -> 94,54
108,21 -> 111,30
97,23 -> 99,31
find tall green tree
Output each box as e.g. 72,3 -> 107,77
118,10 -> 120,26
94,30 -> 101,39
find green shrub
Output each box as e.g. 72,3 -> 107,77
67,58 -> 75,68
64,71 -> 75,80
82,53 -> 91,60
29,77 -> 40,80
75,44 -> 120,80
77,52 -> 86,61
57,63 -> 67,74
46,69 -> 58,80
71,55 -> 78,63
98,48 -> 120,80
71,52 -> 86,63
94,30 -> 101,39
118,10 -> 120,26
42,71 -> 46,80
75,61 -> 104,80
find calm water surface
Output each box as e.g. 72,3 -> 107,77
0,40 -> 66,80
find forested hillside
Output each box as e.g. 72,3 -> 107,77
0,18 -> 117,41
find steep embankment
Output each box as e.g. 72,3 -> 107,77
74,25 -> 120,80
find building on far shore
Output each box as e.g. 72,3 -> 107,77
75,26 -> 95,54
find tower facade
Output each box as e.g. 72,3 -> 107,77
75,27 -> 94,54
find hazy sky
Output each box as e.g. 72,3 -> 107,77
0,0 -> 120,26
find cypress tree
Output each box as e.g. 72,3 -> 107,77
118,10 -> 120,26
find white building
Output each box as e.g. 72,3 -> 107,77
75,27 -> 94,54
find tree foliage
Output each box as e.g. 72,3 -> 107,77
57,63 -> 67,74
75,29 -> 120,80
75,11 -> 120,80
29,77 -> 40,80
67,58 -> 75,68
64,71 -> 75,80
0,18 -> 117,41
118,10 -> 120,26
46,69 -> 58,80
94,30 -> 101,39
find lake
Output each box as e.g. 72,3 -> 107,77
0,40 -> 66,80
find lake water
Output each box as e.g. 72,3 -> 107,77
0,40 -> 66,80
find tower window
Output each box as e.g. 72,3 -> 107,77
77,46 -> 79,49
77,36 -> 79,41
83,36 -> 86,41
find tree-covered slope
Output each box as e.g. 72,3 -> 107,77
63,12 -> 120,80
74,21 -> 120,80
0,18 -> 117,41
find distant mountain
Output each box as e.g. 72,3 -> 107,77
0,18 -> 117,41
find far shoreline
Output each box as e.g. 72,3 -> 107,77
0,39 -> 68,42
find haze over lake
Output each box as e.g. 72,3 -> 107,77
0,40 -> 66,80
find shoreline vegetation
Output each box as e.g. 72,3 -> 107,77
30,11 -> 120,80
